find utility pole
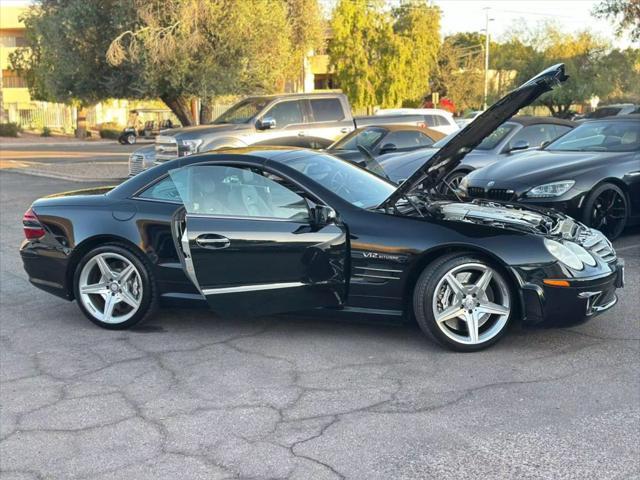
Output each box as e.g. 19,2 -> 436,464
483,7 -> 491,110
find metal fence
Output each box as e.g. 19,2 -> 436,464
4,102 -> 76,131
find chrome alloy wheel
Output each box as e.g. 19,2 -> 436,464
78,252 -> 143,324
432,263 -> 510,345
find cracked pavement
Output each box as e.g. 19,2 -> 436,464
1,171 -> 639,480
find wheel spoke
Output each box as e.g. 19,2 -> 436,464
463,310 -> 480,344
436,304 -> 465,323
117,264 -> 135,282
477,301 -> 509,316
445,273 -> 465,296
80,282 -> 110,295
118,288 -> 140,309
475,268 -> 492,292
103,294 -> 117,322
95,255 -> 114,279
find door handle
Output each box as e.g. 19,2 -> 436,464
196,234 -> 230,249
297,131 -> 305,137
340,127 -> 349,133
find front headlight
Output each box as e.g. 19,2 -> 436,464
526,180 -> 575,198
564,241 -> 597,267
544,239 -> 583,270
180,139 -> 203,156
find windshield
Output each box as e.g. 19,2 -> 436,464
431,122 -> 516,151
281,152 -> 396,208
547,120 -> 640,152
330,127 -> 387,151
213,98 -> 270,124
474,123 -> 516,150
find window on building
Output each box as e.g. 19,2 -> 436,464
2,70 -> 27,88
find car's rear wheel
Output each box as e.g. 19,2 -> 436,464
73,244 -> 156,329
126,133 -> 136,145
582,183 -> 628,240
413,254 -> 514,351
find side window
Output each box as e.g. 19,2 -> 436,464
264,101 -> 304,127
138,175 -> 183,203
169,165 -> 310,221
510,124 -> 560,149
310,98 -> 345,122
384,131 -> 434,150
423,115 -> 437,127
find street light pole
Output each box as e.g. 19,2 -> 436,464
483,7 -> 490,110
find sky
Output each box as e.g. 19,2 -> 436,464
431,0 -> 634,49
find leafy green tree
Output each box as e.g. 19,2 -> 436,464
329,0 -> 440,110
593,0 -> 640,41
108,0 -> 295,124
431,35 -> 484,113
392,0 -> 441,104
9,0 -> 147,134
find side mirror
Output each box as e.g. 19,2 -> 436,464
507,140 -> 530,153
310,204 -> 336,227
257,117 -> 276,130
379,143 -> 397,154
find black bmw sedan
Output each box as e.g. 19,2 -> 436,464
19,65 -> 625,351
461,116 -> 640,239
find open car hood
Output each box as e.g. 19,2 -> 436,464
378,64 -> 569,209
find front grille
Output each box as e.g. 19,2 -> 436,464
155,135 -> 179,161
467,187 -> 485,198
467,187 -> 516,202
578,228 -> 617,263
128,153 -> 145,176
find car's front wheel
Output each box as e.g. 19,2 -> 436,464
438,170 -> 469,194
413,254 -> 514,351
73,244 -> 157,329
582,183 -> 628,240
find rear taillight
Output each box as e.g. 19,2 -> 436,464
23,207 -> 45,240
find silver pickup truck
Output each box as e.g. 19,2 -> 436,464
129,92 -> 427,175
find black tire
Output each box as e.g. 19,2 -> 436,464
412,253 -> 514,352
581,183 -> 628,240
73,243 -> 157,330
126,133 -> 136,145
438,170 -> 469,195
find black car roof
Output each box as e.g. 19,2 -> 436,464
510,115 -> 576,127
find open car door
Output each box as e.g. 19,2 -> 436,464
169,163 -> 348,317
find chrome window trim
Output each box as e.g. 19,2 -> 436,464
186,213 -> 308,223
202,282 -> 304,295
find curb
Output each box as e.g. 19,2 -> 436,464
2,168 -> 125,183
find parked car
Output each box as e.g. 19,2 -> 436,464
575,103 -> 639,121
20,64 -> 625,351
460,115 -> 640,239
375,108 -> 459,135
379,116 -> 576,188
455,110 -> 484,128
326,125 -> 445,167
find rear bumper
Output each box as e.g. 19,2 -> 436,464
517,259 -> 624,326
20,240 -> 72,300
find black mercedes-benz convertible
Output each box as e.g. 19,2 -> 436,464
20,65 -> 624,351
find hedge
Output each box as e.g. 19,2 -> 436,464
0,123 -> 20,137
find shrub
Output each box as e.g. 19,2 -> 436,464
99,128 -> 121,139
41,126 -> 52,137
0,122 -> 20,137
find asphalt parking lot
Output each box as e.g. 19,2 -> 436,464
1,170 -> 638,480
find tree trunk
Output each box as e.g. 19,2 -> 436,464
160,94 -> 195,126
200,98 -> 214,125
75,107 -> 88,138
